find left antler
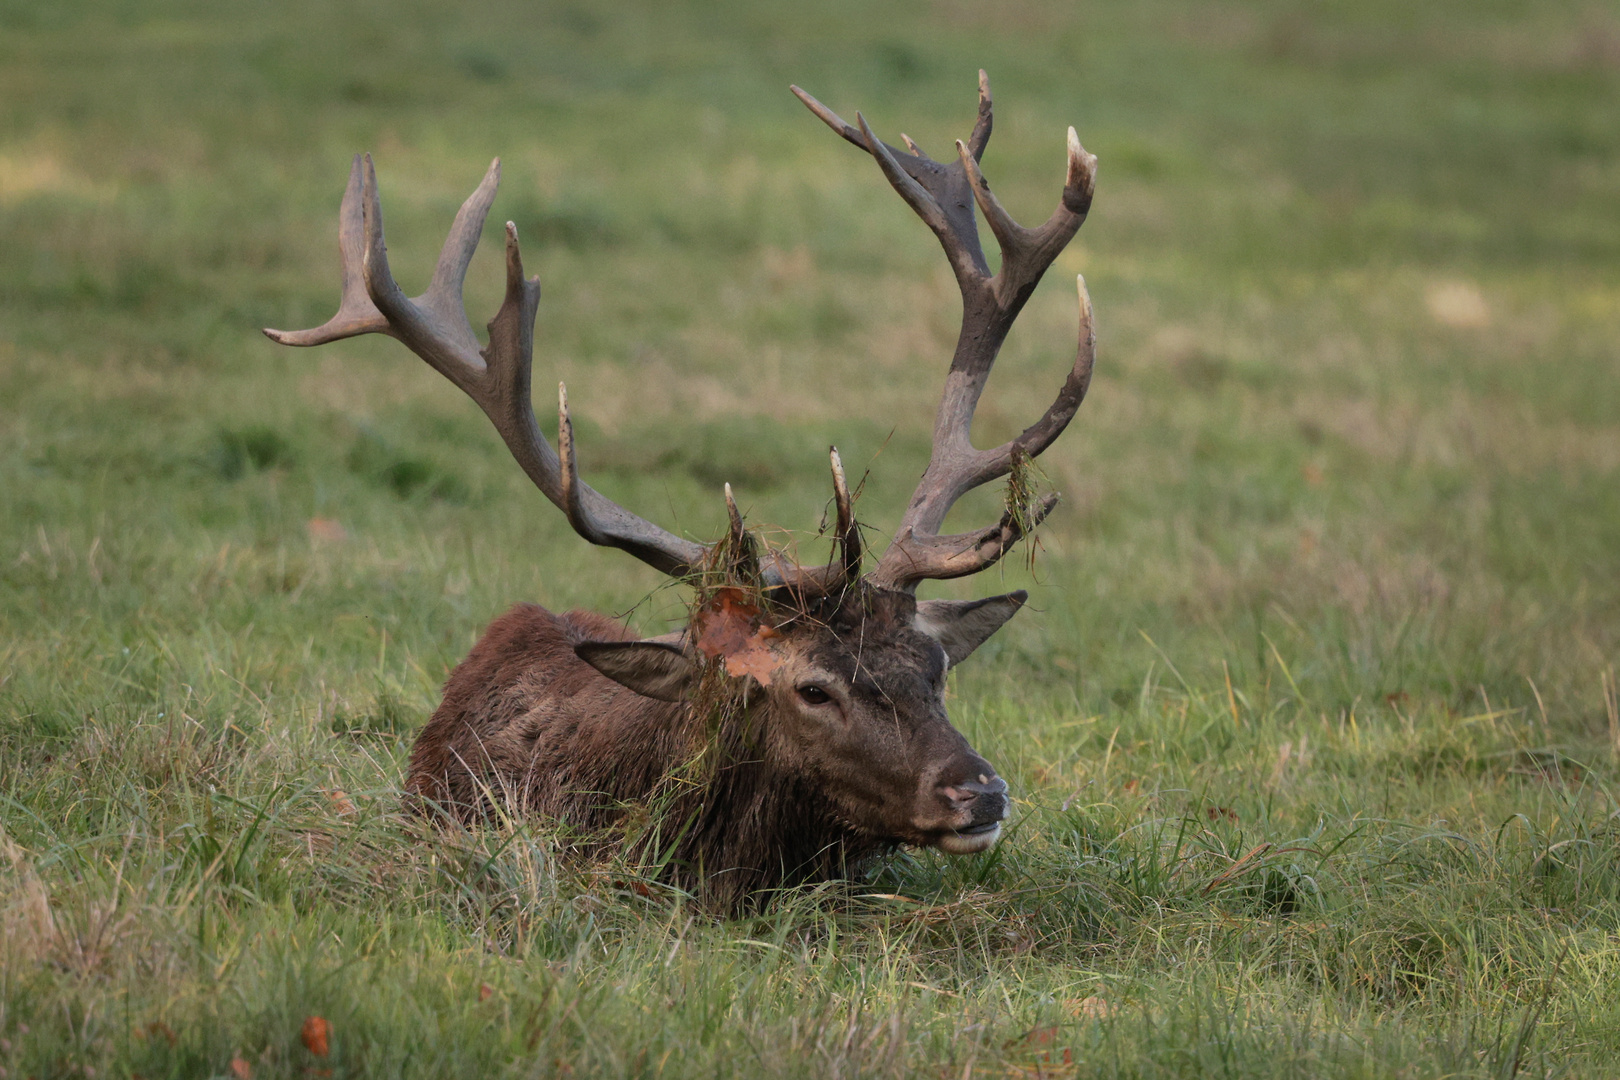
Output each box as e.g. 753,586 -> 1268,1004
264,155 -> 863,590
792,71 -> 1098,591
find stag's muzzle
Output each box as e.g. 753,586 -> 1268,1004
931,773 -> 1008,855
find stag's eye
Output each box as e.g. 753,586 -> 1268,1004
796,685 -> 833,707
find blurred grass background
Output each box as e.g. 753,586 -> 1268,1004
2,0 -> 1619,1076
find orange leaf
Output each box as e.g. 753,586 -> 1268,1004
300,1016 -> 330,1057
230,1056 -> 254,1079
1068,995 -> 1114,1020
306,518 -> 348,543
478,983 -> 494,1002
327,790 -> 356,817
693,588 -> 781,686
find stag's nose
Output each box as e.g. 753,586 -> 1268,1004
938,773 -> 1009,819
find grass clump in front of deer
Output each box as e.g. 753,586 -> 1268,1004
4,0 -> 1620,1076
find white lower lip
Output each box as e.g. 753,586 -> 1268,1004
934,822 -> 1002,855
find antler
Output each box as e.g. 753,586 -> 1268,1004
265,154 -> 706,576
264,155 -> 865,590
792,72 -> 1098,590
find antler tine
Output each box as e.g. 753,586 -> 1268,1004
792,84 -> 992,284
556,382 -> 595,542
724,482 -> 745,540
966,69 -> 993,161
990,274 -> 1095,473
853,113 -> 987,286
420,158 -> 504,345
266,157 -> 708,580
717,482 -> 762,583
263,155 -> 390,346
357,154 -> 488,386
829,447 -> 862,581
958,130 -> 1096,307
795,74 -> 1098,590
874,276 -> 1094,585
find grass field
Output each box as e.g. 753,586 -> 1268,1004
3,0 -> 1619,1075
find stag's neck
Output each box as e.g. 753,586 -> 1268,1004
638,700 -> 885,906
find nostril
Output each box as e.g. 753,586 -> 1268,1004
938,774 -> 1005,808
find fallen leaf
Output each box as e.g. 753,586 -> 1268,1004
478,983 -> 494,1002
230,1057 -> 253,1079
327,790 -> 356,817
300,1016 -> 330,1057
1425,280 -> 1490,329
1069,995 -> 1114,1020
693,588 -> 782,685
1006,1025 -> 1073,1066
306,518 -> 347,543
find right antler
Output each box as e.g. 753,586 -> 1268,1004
792,72 -> 1097,591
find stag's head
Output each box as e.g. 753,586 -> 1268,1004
581,576 -> 1027,854
265,72 -> 1098,860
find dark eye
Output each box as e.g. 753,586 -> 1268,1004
797,685 -> 832,706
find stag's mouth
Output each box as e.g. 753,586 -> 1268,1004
934,820 -> 1002,856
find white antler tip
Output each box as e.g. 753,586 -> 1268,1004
1067,128 -> 1097,174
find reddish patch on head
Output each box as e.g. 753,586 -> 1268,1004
693,588 -> 783,685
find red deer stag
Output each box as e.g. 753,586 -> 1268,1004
265,73 -> 1097,909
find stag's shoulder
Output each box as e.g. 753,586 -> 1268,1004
406,603 -> 640,809
435,602 -> 646,714
450,603 -> 634,691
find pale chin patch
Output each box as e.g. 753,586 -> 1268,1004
934,822 -> 1002,856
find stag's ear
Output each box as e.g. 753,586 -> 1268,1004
913,590 -> 1028,666
575,640 -> 696,702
